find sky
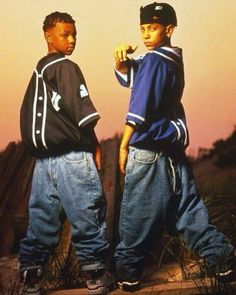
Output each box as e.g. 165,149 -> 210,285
0,0 -> 236,156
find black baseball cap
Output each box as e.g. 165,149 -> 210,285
140,2 -> 177,26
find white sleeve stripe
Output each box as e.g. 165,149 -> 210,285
130,65 -> 134,89
127,112 -> 145,122
170,120 -> 181,140
127,120 -> 136,126
78,112 -> 99,127
115,69 -> 128,82
178,119 -> 188,146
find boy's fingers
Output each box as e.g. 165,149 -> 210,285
114,49 -> 120,60
114,48 -> 120,60
115,50 -> 127,62
96,161 -> 101,171
117,49 -> 124,61
119,148 -> 128,174
132,45 -> 138,52
121,50 -> 127,61
119,163 -> 125,174
114,44 -> 136,61
126,44 -> 138,54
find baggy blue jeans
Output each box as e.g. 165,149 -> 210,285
19,151 -> 108,271
114,147 -> 234,282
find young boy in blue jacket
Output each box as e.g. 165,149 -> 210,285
113,2 -> 235,291
19,12 -> 115,295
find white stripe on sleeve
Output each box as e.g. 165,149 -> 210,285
127,112 -> 145,122
78,112 -> 99,127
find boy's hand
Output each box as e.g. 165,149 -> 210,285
114,44 -> 138,62
119,146 -> 128,174
119,123 -> 135,174
94,144 -> 102,171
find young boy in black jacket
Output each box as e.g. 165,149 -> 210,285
19,12 -> 115,295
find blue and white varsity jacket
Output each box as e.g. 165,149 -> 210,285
115,46 -> 189,151
20,53 -> 100,157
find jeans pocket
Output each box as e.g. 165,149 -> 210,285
62,151 -> 86,163
132,148 -> 158,164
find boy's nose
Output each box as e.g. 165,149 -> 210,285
143,31 -> 150,39
68,36 -> 76,43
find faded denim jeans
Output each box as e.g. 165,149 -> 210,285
115,146 -> 234,282
19,151 -> 108,271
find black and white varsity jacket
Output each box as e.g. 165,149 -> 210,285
20,53 -> 100,157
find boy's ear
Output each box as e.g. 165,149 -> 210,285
44,31 -> 52,44
166,25 -> 175,38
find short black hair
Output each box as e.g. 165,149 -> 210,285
43,11 -> 75,31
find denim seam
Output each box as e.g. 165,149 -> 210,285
168,157 -> 176,193
86,153 -> 100,225
119,177 -> 129,237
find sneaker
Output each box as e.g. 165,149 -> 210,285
214,255 -> 236,283
19,282 -> 42,295
204,255 -> 236,283
85,269 -> 117,295
215,269 -> 234,283
19,265 -> 43,295
118,280 -> 140,292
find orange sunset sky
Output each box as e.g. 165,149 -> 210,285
0,0 -> 236,156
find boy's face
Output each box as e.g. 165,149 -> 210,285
45,22 -> 77,55
140,23 -> 172,50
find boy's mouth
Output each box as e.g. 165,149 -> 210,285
144,43 -> 155,49
67,46 -> 75,52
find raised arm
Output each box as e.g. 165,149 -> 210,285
113,44 -> 138,74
